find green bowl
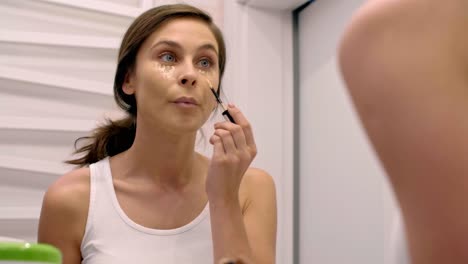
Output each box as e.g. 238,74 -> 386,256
0,242 -> 61,263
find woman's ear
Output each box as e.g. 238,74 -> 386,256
122,71 -> 136,95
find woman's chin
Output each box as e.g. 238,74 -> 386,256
169,118 -> 204,133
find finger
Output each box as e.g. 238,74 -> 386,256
214,128 -> 237,154
214,122 -> 248,150
210,134 -> 226,156
226,105 -> 256,148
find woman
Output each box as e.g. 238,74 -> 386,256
339,0 -> 468,263
38,4 -> 277,264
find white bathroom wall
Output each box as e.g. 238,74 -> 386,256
224,1 -> 295,263
0,0 -> 128,242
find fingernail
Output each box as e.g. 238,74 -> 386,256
228,103 -> 235,108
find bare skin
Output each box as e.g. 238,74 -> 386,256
38,163 -> 274,264
339,0 -> 468,263
38,18 -> 276,264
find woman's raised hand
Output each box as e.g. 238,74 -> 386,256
206,104 -> 257,205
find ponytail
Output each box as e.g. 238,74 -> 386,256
66,116 -> 136,167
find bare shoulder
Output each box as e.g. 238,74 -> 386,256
38,166 -> 90,259
239,168 -> 276,212
339,0 -> 468,199
339,0 -> 468,110
41,167 -> 90,217
239,168 -> 277,262
340,0 -> 468,52
242,167 -> 275,193
339,1 -> 468,263
344,0 -> 467,24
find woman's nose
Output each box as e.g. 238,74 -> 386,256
178,61 -> 197,88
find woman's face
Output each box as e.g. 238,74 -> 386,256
124,18 -> 220,134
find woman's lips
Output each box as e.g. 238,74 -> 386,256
173,96 -> 199,108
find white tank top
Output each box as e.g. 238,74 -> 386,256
81,157 -> 213,264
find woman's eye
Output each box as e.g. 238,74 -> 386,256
160,53 -> 176,63
198,58 -> 212,68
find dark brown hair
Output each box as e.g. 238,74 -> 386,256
66,4 -> 226,166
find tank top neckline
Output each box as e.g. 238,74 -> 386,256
101,157 -> 210,236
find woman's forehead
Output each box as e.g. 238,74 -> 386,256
144,18 -> 219,52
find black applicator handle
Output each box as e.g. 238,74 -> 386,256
222,109 -> 236,124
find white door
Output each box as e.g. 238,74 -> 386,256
297,1 -> 398,263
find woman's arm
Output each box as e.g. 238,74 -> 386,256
38,168 -> 89,264
339,1 -> 468,263
210,168 -> 277,264
241,168 -> 277,263
207,105 -> 277,264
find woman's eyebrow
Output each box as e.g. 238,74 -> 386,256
150,40 -> 218,56
197,43 -> 218,56
150,40 -> 182,51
